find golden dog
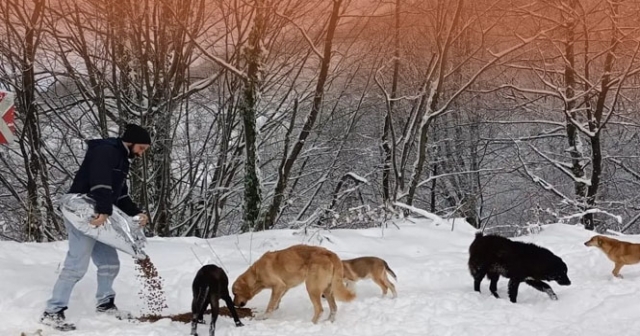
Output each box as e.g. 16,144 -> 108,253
232,244 -> 355,324
585,235 -> 640,278
342,256 -> 397,298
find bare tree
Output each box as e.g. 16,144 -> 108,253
0,0 -> 63,241
238,0 -> 266,232
503,0 -> 640,230
369,0 -> 546,213
257,0 -> 344,231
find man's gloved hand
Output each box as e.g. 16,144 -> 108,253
136,213 -> 149,227
90,214 -> 109,227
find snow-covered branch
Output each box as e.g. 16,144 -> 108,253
559,209 -> 622,225
525,142 -> 591,186
414,168 -> 505,190
513,141 -> 577,207
393,202 -> 447,226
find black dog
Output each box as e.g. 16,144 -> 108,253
191,264 -> 244,336
468,232 -> 571,303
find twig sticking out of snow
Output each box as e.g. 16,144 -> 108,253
205,239 -> 229,274
190,247 -> 204,265
20,330 -> 43,336
479,207 -> 495,234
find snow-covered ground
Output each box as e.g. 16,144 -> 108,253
3,217 -> 640,336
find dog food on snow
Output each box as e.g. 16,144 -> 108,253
134,257 -> 168,315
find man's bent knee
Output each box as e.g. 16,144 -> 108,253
97,264 -> 120,277
59,267 -> 89,282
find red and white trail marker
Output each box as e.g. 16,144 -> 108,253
0,90 -> 16,145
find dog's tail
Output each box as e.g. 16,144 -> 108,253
329,254 -> 356,302
384,260 -> 397,281
192,285 -> 210,317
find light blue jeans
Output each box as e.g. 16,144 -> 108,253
45,217 -> 120,313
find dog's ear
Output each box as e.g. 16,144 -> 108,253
250,265 -> 261,284
596,236 -> 603,247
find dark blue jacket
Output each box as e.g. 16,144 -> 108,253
68,138 -> 141,216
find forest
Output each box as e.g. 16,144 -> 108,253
1,0 -> 639,242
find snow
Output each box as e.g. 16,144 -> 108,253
4,218 -> 640,335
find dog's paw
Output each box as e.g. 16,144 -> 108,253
255,313 -> 270,321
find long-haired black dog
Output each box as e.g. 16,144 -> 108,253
191,264 -> 244,336
468,232 -> 571,303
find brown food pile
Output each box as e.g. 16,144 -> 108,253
137,307 -> 255,323
134,257 -> 168,315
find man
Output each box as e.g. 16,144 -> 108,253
40,124 -> 152,331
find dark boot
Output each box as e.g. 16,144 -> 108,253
40,307 -> 76,331
96,297 -> 133,320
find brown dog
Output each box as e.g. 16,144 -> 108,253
231,244 -> 355,324
342,257 -> 397,298
584,235 -> 640,278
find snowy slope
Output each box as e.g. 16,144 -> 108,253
2,218 -> 640,336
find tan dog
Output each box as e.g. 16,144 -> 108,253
232,244 -> 355,324
342,256 -> 397,298
584,235 -> 640,278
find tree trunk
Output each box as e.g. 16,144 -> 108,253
582,0 -> 618,231
562,0 -> 588,224
240,0 -> 265,232
151,112 -> 173,236
381,0 -> 401,204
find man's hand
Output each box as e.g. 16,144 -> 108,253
90,214 -> 109,227
136,213 -> 149,227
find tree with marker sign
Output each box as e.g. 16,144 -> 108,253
0,91 -> 15,145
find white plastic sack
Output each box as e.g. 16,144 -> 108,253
59,194 -> 148,260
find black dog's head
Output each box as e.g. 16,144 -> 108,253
545,256 -> 571,286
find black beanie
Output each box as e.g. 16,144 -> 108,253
121,124 -> 151,144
